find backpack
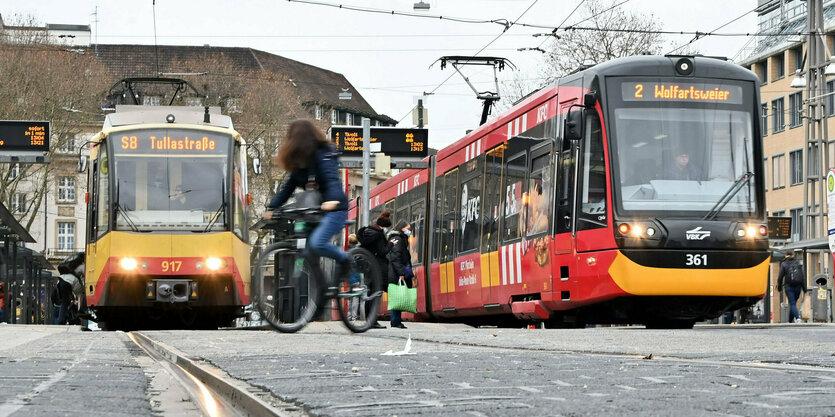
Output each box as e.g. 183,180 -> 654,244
357,226 -> 384,255
786,261 -> 804,286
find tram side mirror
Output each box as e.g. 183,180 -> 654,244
252,158 -> 262,175
77,155 -> 88,173
564,107 -> 585,141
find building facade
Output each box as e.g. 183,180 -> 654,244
737,0 -> 835,322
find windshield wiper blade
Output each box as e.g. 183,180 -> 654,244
203,181 -> 226,232
114,201 -> 141,232
703,172 -> 754,221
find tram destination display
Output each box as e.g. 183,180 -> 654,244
331,127 -> 428,158
621,81 -> 743,104
767,216 -> 792,240
0,121 -> 50,152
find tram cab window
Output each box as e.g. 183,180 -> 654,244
502,153 -> 526,241
577,112 -> 607,231
96,144 -> 110,238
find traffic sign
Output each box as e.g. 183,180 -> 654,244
0,121 -> 50,152
330,126 -> 427,158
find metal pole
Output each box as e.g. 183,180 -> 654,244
418,99 -> 424,129
362,118 -> 371,227
2,237 -> 8,324
11,240 -> 17,324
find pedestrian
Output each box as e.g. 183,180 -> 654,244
386,220 -> 414,329
356,210 -> 392,329
263,120 -> 351,279
778,250 -> 807,323
346,233 -> 362,321
55,263 -> 83,325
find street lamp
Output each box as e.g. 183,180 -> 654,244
791,69 -> 807,88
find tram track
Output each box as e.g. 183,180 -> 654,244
129,331 -> 308,417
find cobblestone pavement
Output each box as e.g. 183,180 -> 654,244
0,325 -> 152,417
144,323 -> 835,417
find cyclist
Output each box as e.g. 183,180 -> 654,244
263,119 -> 351,278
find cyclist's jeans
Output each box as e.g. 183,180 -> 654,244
308,210 -> 349,264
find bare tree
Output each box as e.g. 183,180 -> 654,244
0,18 -> 112,232
500,0 -> 667,108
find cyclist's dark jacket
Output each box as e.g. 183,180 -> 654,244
267,145 -> 348,211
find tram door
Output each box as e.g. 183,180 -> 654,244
555,101 -> 577,255
481,146 -> 504,304
440,169 -> 458,309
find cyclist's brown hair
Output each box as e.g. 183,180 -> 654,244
276,119 -> 330,172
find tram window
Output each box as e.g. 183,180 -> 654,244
432,188 -> 443,261
459,175 -> 483,253
502,153 -> 526,241
410,198 -> 425,264
97,144 -> 110,238
441,169 -> 459,262
369,204 -> 383,225
482,146 -> 504,252
577,112 -> 607,231
526,154 -> 552,236
556,139 -> 576,235
396,205 -> 409,228
384,199 -> 395,214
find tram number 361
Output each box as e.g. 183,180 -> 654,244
685,254 -> 708,266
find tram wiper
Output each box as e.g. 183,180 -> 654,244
702,172 -> 754,221
203,180 -> 226,232
114,182 -> 141,232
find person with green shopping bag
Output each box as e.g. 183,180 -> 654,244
386,220 -> 415,328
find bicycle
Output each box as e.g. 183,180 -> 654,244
255,207 -> 384,333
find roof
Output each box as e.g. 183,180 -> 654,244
92,44 -> 390,122
736,1 -> 835,64
0,202 -> 35,243
46,23 -> 91,31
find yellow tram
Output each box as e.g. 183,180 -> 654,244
82,105 -> 253,329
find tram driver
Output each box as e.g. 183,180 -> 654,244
663,148 -> 703,181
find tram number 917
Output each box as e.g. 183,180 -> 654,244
685,254 -> 708,266
162,261 -> 182,272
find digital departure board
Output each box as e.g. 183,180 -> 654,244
767,216 -> 792,240
621,82 -> 743,104
110,129 -> 230,155
331,127 -> 428,158
0,121 -> 50,152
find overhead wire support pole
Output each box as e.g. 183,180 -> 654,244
361,118 -> 370,228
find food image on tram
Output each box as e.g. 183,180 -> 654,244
349,55 -> 768,329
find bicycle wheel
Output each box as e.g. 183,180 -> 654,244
336,247 -> 384,333
255,243 -> 324,333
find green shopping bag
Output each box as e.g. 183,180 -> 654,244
387,279 -> 417,313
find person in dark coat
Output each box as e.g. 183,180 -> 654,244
264,120 -> 350,276
777,250 -> 807,323
386,220 -> 413,329
663,150 -> 702,181
358,210 -> 392,329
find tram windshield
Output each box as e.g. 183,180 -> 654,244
609,79 -> 758,218
109,129 -> 231,232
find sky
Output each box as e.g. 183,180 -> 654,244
1,0 -> 759,150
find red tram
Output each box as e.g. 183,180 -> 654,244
348,55 -> 768,328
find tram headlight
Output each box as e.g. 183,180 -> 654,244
617,221 -> 663,241
206,257 -> 223,271
746,226 -> 757,238
120,257 -> 138,271
631,225 -> 643,237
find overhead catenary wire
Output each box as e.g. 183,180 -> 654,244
667,5 -> 759,54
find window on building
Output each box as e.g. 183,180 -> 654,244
11,193 -> 26,213
772,153 -> 785,189
789,92 -> 802,127
7,164 -> 20,181
790,207 -> 803,241
789,149 -> 803,185
345,113 -> 353,126
331,110 -> 338,124
225,98 -> 241,113
314,105 -> 322,120
58,176 -> 76,202
772,97 -> 785,133
757,60 -> 767,82
761,103 -> 768,136
186,97 -> 202,106
793,46 -> 803,71
143,95 -> 161,106
57,221 -> 75,252
763,157 -> 769,191
773,53 -> 785,80
828,80 -> 835,116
